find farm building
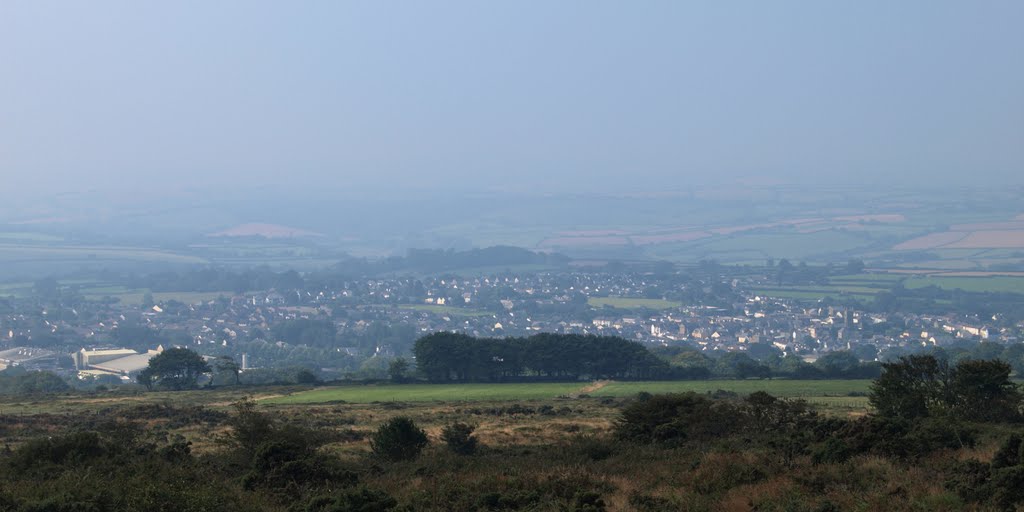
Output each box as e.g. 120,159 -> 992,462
74,346 -> 164,377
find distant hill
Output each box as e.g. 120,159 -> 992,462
207,223 -> 324,239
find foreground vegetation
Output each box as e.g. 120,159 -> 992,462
1,355 -> 1023,510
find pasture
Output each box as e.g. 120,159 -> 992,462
264,379 -> 873,412
588,297 -> 682,309
264,382 -> 585,404
903,275 -> 1024,294
591,379 -> 871,398
395,304 -> 492,316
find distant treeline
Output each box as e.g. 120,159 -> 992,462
412,333 -> 889,383
0,369 -> 70,395
413,333 -> 671,382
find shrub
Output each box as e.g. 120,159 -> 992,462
614,392 -> 740,445
990,466 -> 1024,510
242,433 -> 357,498
741,391 -> 818,433
812,437 -> 855,465
571,491 -> 606,512
568,434 -> 615,461
370,417 -> 428,462
476,491 -> 542,510
628,493 -> 676,512
11,432 -> 105,470
947,435 -> 1024,509
992,434 -> 1023,469
440,422 -> 478,455
224,398 -> 277,454
296,369 -> 320,385
870,355 -> 1022,422
946,459 -> 992,503
302,487 -> 398,512
821,416 -> 973,461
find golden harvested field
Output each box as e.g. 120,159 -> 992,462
893,231 -> 967,250
950,221 -> 1024,231
944,230 -> 1024,248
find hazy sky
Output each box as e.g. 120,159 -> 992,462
2,1 -> 1022,196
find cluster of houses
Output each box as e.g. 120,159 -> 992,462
0,271 -> 1020,377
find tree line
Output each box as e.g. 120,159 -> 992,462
413,332 -> 669,382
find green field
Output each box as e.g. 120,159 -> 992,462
588,297 -> 682,309
265,379 -> 872,405
667,229 -> 875,262
0,232 -> 65,242
755,285 -> 880,297
0,244 -> 207,264
396,304 -> 492,316
903,275 -> 1024,294
264,382 -> 585,404
591,379 -> 871,398
756,272 -> 1024,302
82,289 -> 234,305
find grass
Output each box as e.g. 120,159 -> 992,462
591,379 -> 872,398
396,304 -> 491,316
756,273 -> 1024,302
588,297 -> 682,309
84,290 -> 235,305
756,285 -> 881,296
0,244 -> 207,264
903,275 -> 1024,294
685,230 -> 874,261
0,232 -> 64,242
828,273 -> 905,283
753,289 -> 865,301
264,379 -> 873,405
264,382 -> 585,404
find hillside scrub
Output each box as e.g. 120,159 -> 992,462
0,360 -> 1023,510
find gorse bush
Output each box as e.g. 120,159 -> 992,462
440,422 -> 478,455
614,392 -> 739,445
614,391 -> 820,446
301,487 -> 398,512
222,398 -> 357,502
948,434 -> 1024,510
10,431 -> 105,471
811,415 -> 973,463
370,416 -> 428,462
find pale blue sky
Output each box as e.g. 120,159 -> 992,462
1,1 -> 1022,195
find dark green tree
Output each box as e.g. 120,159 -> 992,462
869,355 -> 951,420
296,369 -> 319,384
815,351 -> 861,378
950,359 -> 1021,422
215,356 -> 241,385
871,355 -> 1021,422
370,417 -> 428,462
846,259 -> 866,274
139,347 -> 211,391
440,422 -> 478,455
388,357 -> 410,383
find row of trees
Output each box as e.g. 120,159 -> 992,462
413,332 -> 669,382
870,354 -> 1022,422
